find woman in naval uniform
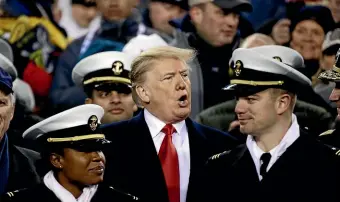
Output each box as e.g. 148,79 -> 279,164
1,104 -> 139,202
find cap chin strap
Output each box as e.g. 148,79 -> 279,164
230,79 -> 284,86
47,134 -> 105,143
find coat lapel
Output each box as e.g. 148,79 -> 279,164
185,119 -> 208,201
232,145 -> 260,184
128,111 -> 168,202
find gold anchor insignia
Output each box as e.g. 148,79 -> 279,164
273,56 -> 282,62
88,115 -> 98,131
234,60 -> 243,77
112,61 -> 124,75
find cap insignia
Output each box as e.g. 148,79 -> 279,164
273,56 -> 282,62
112,61 -> 124,75
234,60 -> 243,77
88,115 -> 98,131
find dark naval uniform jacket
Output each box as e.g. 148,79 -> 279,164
1,184 -> 139,202
201,131 -> 340,202
102,110 -> 239,202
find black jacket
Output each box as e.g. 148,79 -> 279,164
6,144 -> 41,192
102,110 -> 239,202
201,131 -> 340,202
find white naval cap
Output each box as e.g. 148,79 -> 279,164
23,104 -> 110,150
72,51 -> 133,87
249,45 -> 306,69
123,34 -> 168,59
225,45 -> 312,95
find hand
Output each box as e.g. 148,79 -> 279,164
228,120 -> 240,132
271,18 -> 291,45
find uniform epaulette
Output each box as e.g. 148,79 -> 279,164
5,189 -> 26,198
319,129 -> 335,137
209,150 -> 231,160
109,186 -> 139,200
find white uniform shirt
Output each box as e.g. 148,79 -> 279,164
246,114 -> 300,181
144,109 -> 190,202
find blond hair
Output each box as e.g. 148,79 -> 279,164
130,46 -> 195,106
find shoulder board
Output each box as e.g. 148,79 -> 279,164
5,189 -> 26,198
209,150 -> 231,160
319,129 -> 335,137
109,186 -> 139,201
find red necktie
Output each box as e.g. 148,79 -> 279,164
159,124 -> 180,202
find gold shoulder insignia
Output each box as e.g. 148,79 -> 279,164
6,190 -> 20,198
319,129 -> 335,137
210,150 -> 229,160
335,150 -> 340,156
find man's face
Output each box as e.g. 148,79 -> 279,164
95,0 -> 137,21
149,2 -> 186,35
0,91 -> 13,141
72,4 -> 98,28
140,58 -> 191,123
191,3 -> 239,47
290,20 -> 325,60
329,0 -> 340,23
234,89 -> 279,136
86,84 -> 137,124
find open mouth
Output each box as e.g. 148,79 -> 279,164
178,95 -> 188,107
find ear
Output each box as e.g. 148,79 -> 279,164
85,98 -> 93,104
9,104 -> 14,121
136,85 -> 150,104
275,94 -> 291,115
132,103 -> 138,112
189,6 -> 203,25
50,153 -> 64,170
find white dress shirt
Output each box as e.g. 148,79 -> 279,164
246,114 -> 300,181
144,109 -> 190,202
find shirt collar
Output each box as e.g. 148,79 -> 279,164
246,113 -> 300,157
144,109 -> 186,138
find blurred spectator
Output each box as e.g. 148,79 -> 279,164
240,33 -> 275,48
171,0 -> 252,118
0,56 -> 40,195
50,0 -> 141,114
243,0 -> 286,30
257,1 -> 305,45
314,28 -> 340,108
58,0 -> 101,40
328,0 -> 340,25
0,38 -> 44,151
141,0 -> 188,43
0,0 -> 69,117
288,5 -> 336,115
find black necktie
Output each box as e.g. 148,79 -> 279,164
260,153 -> 272,178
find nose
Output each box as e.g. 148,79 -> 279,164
91,151 -> 104,162
110,91 -> 121,104
235,99 -> 247,114
176,75 -> 187,90
224,13 -> 239,28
